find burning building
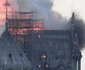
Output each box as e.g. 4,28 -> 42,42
6,11 -> 82,70
0,0 -> 83,70
8,11 -> 44,43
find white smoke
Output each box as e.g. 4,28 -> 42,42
17,0 -> 69,30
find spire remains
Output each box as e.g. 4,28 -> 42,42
71,12 -> 75,23
3,0 -> 11,30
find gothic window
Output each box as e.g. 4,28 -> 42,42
20,53 -> 23,57
8,53 -> 12,62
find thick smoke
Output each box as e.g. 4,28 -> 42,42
76,20 -> 85,50
70,16 -> 85,50
17,0 -> 69,30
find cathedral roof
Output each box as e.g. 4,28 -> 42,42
0,23 -> 32,68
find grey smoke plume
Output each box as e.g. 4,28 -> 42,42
76,20 -> 85,50
72,17 -> 85,50
17,0 -> 69,30
17,0 -> 85,49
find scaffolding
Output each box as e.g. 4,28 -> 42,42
7,11 -> 44,43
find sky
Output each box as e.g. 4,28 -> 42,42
0,0 -> 85,70
52,0 -> 85,21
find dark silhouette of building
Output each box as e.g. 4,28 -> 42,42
0,1 -> 32,68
